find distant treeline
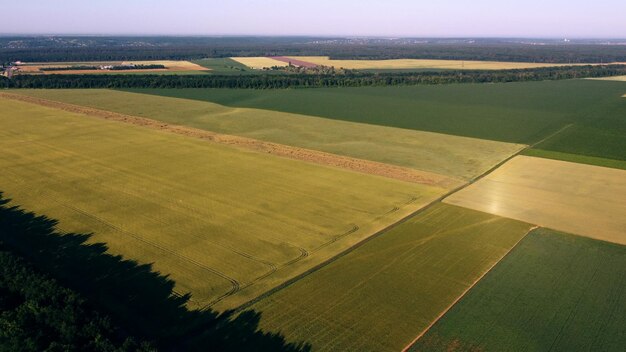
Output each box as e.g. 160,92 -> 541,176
40,64 -> 166,71
3,65 -> 625,89
0,248 -> 152,351
2,37 -> 626,63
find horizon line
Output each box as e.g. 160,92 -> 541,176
1,33 -> 626,41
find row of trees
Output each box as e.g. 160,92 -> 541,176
3,65 -> 625,89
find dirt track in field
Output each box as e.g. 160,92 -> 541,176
0,92 -> 459,188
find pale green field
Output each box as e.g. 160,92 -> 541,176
12,89 -> 525,181
0,98 -> 445,310
247,203 -> 533,351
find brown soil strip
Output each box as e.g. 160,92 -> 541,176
400,225 -> 539,352
0,92 -> 460,188
269,56 -> 318,68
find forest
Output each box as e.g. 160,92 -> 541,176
2,36 -> 626,63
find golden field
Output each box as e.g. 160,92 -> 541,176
444,156 -> 626,244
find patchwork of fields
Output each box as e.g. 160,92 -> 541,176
3,76 -> 625,351
127,79 -> 626,168
411,228 -> 626,352
286,56 -> 603,70
230,56 -> 609,70
0,97 -> 446,310
444,155 -> 626,245
246,204 -> 533,351
11,89 -> 524,181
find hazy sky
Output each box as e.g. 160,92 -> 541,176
2,0 -> 625,38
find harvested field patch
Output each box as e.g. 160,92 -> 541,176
231,57 -> 289,69
445,155 -> 626,245
11,89 -> 525,182
0,97 -> 445,310
121,60 -> 207,71
410,228 -> 626,352
246,204 -> 533,351
284,56 -> 597,70
14,60 -> 208,75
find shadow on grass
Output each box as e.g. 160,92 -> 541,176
0,193 -> 310,352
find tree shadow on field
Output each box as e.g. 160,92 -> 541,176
0,192 -> 311,352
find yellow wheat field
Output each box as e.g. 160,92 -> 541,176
121,60 -> 207,71
15,60 -> 207,74
0,97 -> 445,310
444,155 -> 626,245
283,56 -> 604,70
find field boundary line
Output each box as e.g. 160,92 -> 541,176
233,180 -> 473,313
0,92 -> 461,188
400,225 -> 540,352
530,123 -> 575,149
234,138 -> 534,313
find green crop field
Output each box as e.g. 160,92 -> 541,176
0,97 -> 445,310
245,203 -> 533,351
411,228 -> 626,352
125,79 -> 626,165
192,58 -> 275,75
11,89 -> 524,181
523,149 -> 626,170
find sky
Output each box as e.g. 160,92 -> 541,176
2,0 -> 625,38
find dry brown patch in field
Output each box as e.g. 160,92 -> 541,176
444,155 -> 626,244
0,92 -> 458,188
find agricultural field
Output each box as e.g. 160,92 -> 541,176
444,155 -> 626,245
191,57 -> 279,75
589,75 -> 626,81
9,89 -> 524,181
283,56 -> 601,70
245,203 -> 534,351
13,60 -> 209,75
231,56 -> 290,69
410,228 -> 626,352
0,97 -> 446,310
131,79 -> 626,168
